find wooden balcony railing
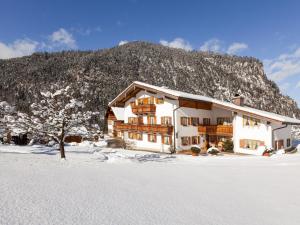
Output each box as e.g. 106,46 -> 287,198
131,104 -> 156,114
114,123 -> 173,135
198,125 -> 233,136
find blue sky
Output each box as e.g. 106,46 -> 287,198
0,0 -> 300,105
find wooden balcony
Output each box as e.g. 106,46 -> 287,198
198,125 -> 233,136
114,123 -> 173,135
131,104 -> 156,114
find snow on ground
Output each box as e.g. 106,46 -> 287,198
1,143 -> 300,225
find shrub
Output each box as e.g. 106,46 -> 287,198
223,139 -> 234,152
191,146 -> 201,154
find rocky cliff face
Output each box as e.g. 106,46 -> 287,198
0,41 -> 299,131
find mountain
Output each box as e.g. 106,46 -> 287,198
0,41 -> 299,132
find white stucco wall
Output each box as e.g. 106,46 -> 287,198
122,91 -> 177,153
272,124 -> 292,147
233,112 -> 292,155
175,107 -> 211,150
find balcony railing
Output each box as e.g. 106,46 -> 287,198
198,125 -> 233,136
114,123 -> 173,135
131,104 -> 156,114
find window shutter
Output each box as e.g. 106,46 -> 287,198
138,116 -> 143,124
240,139 -> 245,148
162,135 -> 164,144
181,117 -> 183,125
154,116 -> 157,125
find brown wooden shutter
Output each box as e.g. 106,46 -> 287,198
181,117 -> 183,125
154,116 -> 157,125
162,135 -> 164,144
240,139 -> 245,148
138,116 -> 143,124
188,117 -> 192,125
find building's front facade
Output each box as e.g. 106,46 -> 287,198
106,81 -> 300,155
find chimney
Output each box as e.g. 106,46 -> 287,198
232,94 -> 245,106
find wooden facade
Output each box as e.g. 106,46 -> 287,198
198,125 -> 233,136
131,104 -> 156,114
179,98 -> 212,110
114,122 -> 173,135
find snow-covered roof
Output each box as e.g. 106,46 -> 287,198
109,81 -> 300,125
111,107 -> 125,121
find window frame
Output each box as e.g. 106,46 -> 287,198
203,118 -> 211,126
162,135 -> 172,145
181,136 -> 190,146
161,116 -> 172,125
191,117 -> 199,126
148,133 -> 157,143
181,117 -> 189,126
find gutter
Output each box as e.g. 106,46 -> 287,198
172,106 -> 181,154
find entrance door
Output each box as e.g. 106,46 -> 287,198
275,140 -> 284,150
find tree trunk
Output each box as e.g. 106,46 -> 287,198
60,141 -> 66,159
60,119 -> 66,159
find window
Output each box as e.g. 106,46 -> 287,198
240,139 -> 264,150
148,133 -> 157,142
162,135 -> 172,145
217,117 -> 232,125
128,132 -> 135,139
192,136 -> 200,145
149,96 -> 155,104
137,98 -> 144,105
147,115 -> 156,125
243,115 -> 260,127
203,118 -> 211,125
117,131 -> 123,138
181,136 -> 190,146
161,116 -> 172,125
156,98 -> 164,104
287,138 -> 291,147
130,102 -> 136,108
136,133 -> 143,141
191,117 -> 199,126
181,117 -> 189,126
128,117 -> 137,124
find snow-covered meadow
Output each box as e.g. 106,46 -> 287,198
1,142 -> 300,225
